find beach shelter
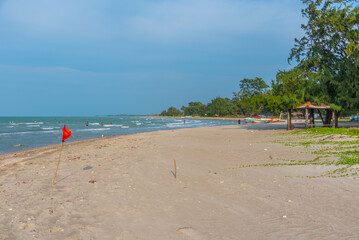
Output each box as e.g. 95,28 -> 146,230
287,102 -> 333,130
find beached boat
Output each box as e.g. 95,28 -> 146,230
269,118 -> 281,123
244,118 -> 271,124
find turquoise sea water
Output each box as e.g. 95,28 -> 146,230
0,116 -> 237,154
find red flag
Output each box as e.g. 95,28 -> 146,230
62,125 -> 71,142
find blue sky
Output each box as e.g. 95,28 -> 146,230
0,0 -> 304,116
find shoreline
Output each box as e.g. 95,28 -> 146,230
1,125 -> 359,239
0,116 -> 239,156
146,115 -> 245,121
1,124 -> 244,168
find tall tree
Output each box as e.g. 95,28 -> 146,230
181,102 -> 207,116
206,97 -> 237,117
234,77 -> 269,101
289,0 -> 359,122
266,68 -> 311,114
233,77 -> 269,116
159,107 -> 183,116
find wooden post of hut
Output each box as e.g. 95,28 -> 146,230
305,108 -> 309,129
310,109 -> 315,128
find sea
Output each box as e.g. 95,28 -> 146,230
0,116 -> 238,154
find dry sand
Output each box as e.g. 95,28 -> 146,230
1,125 -> 359,240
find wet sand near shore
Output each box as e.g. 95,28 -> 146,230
1,125 -> 359,239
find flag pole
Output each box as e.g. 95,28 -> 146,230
52,142 -> 64,185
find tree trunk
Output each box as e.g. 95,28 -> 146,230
334,111 -> 341,128
324,109 -> 332,126
317,109 -> 324,123
287,109 -> 292,130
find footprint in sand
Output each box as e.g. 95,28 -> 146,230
176,227 -> 206,239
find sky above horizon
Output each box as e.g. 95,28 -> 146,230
0,0 -> 304,116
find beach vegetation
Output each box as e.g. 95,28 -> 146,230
181,102 -> 207,116
206,97 -> 238,117
291,127 -> 359,137
288,0 -> 359,117
159,107 -> 183,116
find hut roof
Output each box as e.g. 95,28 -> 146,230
296,102 -> 331,110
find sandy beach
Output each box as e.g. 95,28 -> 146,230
1,125 -> 359,240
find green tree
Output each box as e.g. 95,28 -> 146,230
233,77 -> 269,101
181,102 -> 207,116
206,97 -> 237,117
159,107 -> 183,116
266,68 -> 309,114
233,77 -> 269,116
289,0 -> 359,123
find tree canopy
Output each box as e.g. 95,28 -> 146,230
289,0 -> 359,115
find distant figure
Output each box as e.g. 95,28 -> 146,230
110,122 -> 112,125
101,122 -> 103,126
85,122 -> 89,126
184,119 -> 186,124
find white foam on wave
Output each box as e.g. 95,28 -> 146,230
89,123 -> 100,126
42,130 -> 59,134
42,127 -> 55,130
135,123 -> 142,125
0,131 -> 32,136
121,126 -> 129,128
27,125 -> 41,127
76,128 -> 110,132
166,123 -> 183,128
104,124 -> 123,127
24,122 -> 44,125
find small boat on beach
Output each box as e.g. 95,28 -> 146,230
244,118 -> 271,124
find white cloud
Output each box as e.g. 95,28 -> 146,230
128,0 -> 303,42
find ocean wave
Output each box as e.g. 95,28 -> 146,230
27,125 -> 41,127
42,127 -> 55,130
0,131 -> 32,136
76,128 -> 110,132
24,122 -> 44,125
104,124 -> 123,127
42,130 -> 59,134
121,126 -> 129,128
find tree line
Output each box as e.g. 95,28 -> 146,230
160,0 -> 359,119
